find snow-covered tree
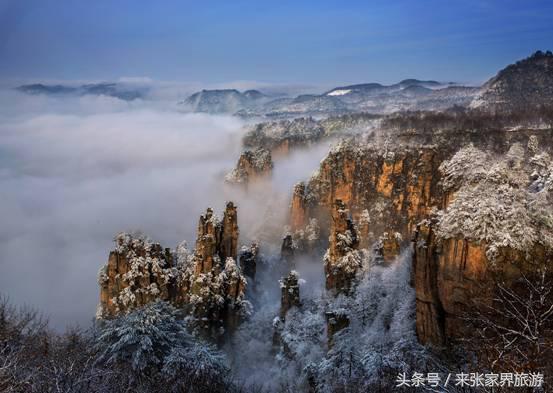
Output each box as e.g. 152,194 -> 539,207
95,302 -> 192,375
278,305 -> 325,363
162,343 -> 230,391
438,144 -> 490,191
95,301 -> 228,388
437,143 -> 553,261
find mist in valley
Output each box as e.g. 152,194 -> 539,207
0,88 -> 332,330
0,87 -> 424,391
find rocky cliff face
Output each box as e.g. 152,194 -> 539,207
323,200 -> 361,293
98,233 -> 174,316
191,202 -> 239,274
413,142 -> 553,346
290,182 -> 307,231
272,270 -> 302,352
414,223 -> 552,346
290,140 -> 444,247
242,117 -> 326,155
288,131 -> 553,347
279,270 -> 301,319
226,148 -> 273,186
98,202 -> 249,338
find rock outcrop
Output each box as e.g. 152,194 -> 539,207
324,200 -> 361,293
272,271 -> 302,352
280,234 -> 295,263
219,202 -> 239,261
325,311 -> 349,349
288,128 -> 553,247
288,131 -> 553,350
279,271 -> 301,319
239,242 -> 258,280
98,202 -> 249,338
292,140 -> 444,248
192,202 -> 239,273
290,182 -> 307,231
242,117 -> 325,155
413,142 -> 553,346
187,202 -> 246,336
98,233 -> 174,316
225,148 -> 273,186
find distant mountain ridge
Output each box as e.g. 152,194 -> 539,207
16,52 -> 553,116
471,50 -> 553,111
324,79 -> 443,97
179,78 -> 473,117
179,89 -> 269,113
16,82 -> 147,101
179,52 -> 553,117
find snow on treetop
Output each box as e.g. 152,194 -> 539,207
436,142 -> 553,261
114,231 -> 154,253
530,152 -> 553,192
438,144 -> 489,191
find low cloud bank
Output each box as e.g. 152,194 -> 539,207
0,90 -> 330,329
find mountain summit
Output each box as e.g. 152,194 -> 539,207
471,50 -> 553,111
180,89 -> 268,113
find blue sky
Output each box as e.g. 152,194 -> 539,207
0,0 -> 552,85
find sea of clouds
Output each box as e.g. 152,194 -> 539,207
0,87 -> 330,329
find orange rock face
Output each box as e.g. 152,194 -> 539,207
324,199 -> 360,293
375,231 -> 402,263
220,202 -> 239,261
98,202 -> 247,337
193,202 -> 239,274
194,208 -> 219,275
98,237 -> 174,316
290,143 -> 443,247
290,138 -> 552,348
226,148 -> 273,186
290,182 -> 307,231
413,220 -> 552,346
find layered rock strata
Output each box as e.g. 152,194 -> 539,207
324,199 -> 361,293
413,142 -> 553,346
279,271 -> 301,319
98,202 -> 248,337
291,141 -> 442,253
290,133 -> 553,348
225,148 -> 273,185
